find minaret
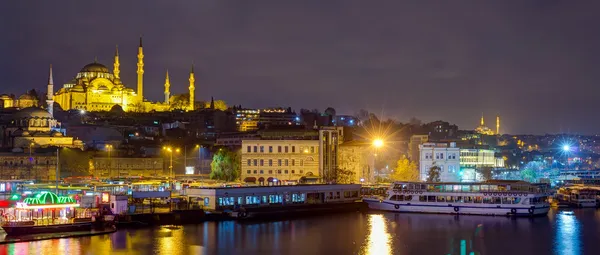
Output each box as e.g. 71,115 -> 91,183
496,115 -> 500,135
210,96 -> 214,109
480,114 -> 484,126
137,37 -> 144,102
46,65 -> 54,117
164,70 -> 170,103
188,64 -> 195,111
113,45 -> 120,79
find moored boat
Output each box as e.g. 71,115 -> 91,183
364,180 -> 551,217
184,184 -> 363,220
555,185 -> 599,208
0,191 -> 97,235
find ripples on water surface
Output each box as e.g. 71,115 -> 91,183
1,209 -> 600,255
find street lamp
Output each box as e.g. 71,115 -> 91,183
163,146 -> 180,180
29,142 -> 34,180
372,138 -> 384,183
106,144 -> 113,179
373,138 -> 384,148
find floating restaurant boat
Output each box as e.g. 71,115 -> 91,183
555,185 -> 600,208
364,180 -> 551,216
184,184 -> 363,219
0,191 -> 95,235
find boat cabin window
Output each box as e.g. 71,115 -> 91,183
483,197 -> 493,204
481,185 -> 489,192
446,196 -> 454,202
427,196 -> 436,202
461,185 -> 471,192
445,185 -> 453,192
474,197 -> 483,203
269,194 -> 283,204
408,184 -> 415,190
493,197 -> 502,204
472,185 -> 480,192
437,196 -> 446,202
453,185 -> 461,192
419,196 -> 427,202
463,197 -> 473,203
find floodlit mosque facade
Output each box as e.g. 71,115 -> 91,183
53,38 -> 196,112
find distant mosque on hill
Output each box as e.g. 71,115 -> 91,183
3,37 -> 197,113
475,114 -> 500,135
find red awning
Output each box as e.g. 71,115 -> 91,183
258,177 -> 265,182
244,177 -> 257,183
267,177 -> 274,182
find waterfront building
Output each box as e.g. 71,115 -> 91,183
338,141 -> 374,183
319,127 -> 343,181
51,38 -> 196,113
459,148 -> 504,182
241,140 -> 320,185
0,151 -> 57,181
90,156 -> 164,178
418,142 -> 460,182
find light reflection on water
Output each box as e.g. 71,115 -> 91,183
0,209 -> 599,255
362,214 -> 393,255
555,211 -> 581,255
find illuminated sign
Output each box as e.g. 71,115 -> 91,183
101,193 -> 110,203
185,166 -> 195,175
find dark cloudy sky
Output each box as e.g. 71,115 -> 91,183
1,1 -> 600,135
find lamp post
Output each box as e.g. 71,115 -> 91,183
55,147 -> 59,194
372,138 -> 384,183
163,146 -> 180,181
29,142 -> 34,180
106,144 -> 113,179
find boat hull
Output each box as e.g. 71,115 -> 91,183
364,198 -> 550,217
1,222 -> 93,236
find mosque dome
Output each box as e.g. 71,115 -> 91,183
18,94 -> 35,100
98,85 -> 108,91
0,94 -> 12,100
13,107 -> 52,119
80,62 -> 110,73
324,107 -> 336,116
71,84 -> 84,92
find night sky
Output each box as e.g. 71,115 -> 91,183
2,1 -> 600,135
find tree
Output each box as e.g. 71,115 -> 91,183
204,100 -> 228,111
426,165 -> 441,182
477,166 -> 493,181
520,168 -> 537,183
170,94 -> 189,110
209,148 -> 240,181
336,168 -> 356,184
391,157 -> 419,181
59,148 -> 92,177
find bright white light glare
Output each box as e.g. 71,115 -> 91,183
562,145 -> 570,152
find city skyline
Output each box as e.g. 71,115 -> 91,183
2,1 -> 600,134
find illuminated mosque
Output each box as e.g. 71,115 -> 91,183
475,114 -> 500,135
52,38 -> 196,113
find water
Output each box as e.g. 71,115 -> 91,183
1,209 -> 600,255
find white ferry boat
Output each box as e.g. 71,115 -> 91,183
364,181 -> 551,216
555,185 -> 599,208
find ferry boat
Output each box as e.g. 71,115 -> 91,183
0,191 -> 95,235
184,184 -> 363,219
555,185 -> 599,208
364,181 -> 551,216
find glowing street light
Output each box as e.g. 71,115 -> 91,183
373,138 -> 384,148
562,145 -> 571,152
